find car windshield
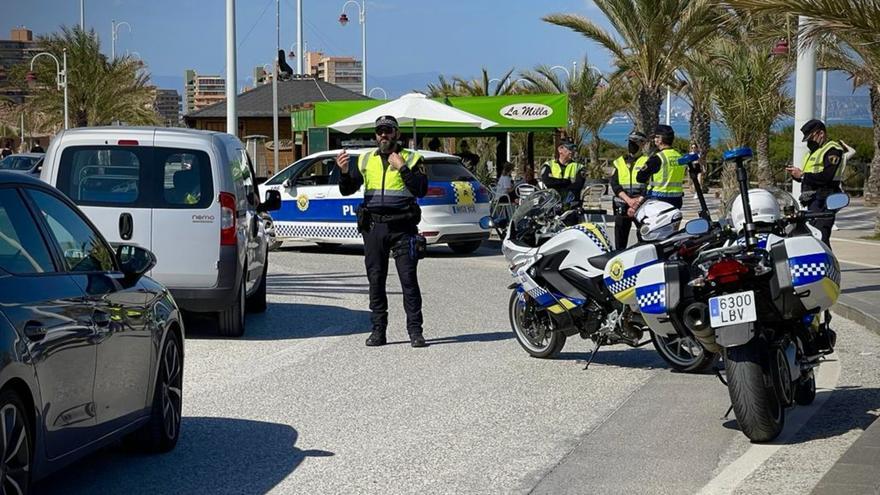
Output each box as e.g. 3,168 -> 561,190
0,155 -> 38,171
424,158 -> 476,182
511,189 -> 560,225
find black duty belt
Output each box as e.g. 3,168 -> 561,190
372,211 -> 417,223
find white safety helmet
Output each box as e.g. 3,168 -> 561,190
729,188 -> 782,232
636,199 -> 683,241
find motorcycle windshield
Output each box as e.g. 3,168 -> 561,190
510,188 -> 560,225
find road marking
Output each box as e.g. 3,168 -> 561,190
696,357 -> 842,495
838,259 -> 880,270
831,238 -> 880,247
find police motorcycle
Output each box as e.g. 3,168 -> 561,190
484,167 -> 721,371
643,147 -> 847,442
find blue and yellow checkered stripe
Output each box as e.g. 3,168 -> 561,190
417,180 -> 490,206
517,285 -> 586,314
564,223 -> 610,252
604,260 -> 659,300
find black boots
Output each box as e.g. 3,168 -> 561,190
365,328 -> 387,347
410,333 -> 427,348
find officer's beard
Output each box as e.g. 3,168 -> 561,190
806,139 -> 821,153
628,141 -> 640,155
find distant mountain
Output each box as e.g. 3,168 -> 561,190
366,71 -> 443,98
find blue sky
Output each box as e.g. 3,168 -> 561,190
4,0 -> 613,95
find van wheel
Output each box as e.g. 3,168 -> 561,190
218,277 -> 246,337
0,390 -> 32,495
246,253 -> 268,313
448,241 -> 482,254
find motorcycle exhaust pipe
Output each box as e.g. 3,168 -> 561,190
683,302 -> 721,353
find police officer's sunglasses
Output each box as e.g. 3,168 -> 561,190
375,126 -> 395,136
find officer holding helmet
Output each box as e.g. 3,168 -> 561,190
336,115 -> 429,348
786,118 -> 844,248
609,130 -> 649,249
636,125 -> 685,209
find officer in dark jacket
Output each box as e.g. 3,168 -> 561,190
336,116 -> 429,347
786,119 -> 844,248
610,131 -> 648,249
540,138 -> 584,203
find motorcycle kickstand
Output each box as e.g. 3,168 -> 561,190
713,367 -> 735,420
583,338 -> 605,370
722,404 -> 734,421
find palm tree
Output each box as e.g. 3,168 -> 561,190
702,16 -> 793,204
680,50 -> 716,182
727,0 -> 880,234
454,68 -> 516,96
26,26 -> 158,128
425,74 -> 460,98
544,0 -> 720,136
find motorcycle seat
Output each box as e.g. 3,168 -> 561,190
588,252 -> 614,270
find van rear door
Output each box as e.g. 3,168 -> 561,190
150,133 -> 220,288
54,134 -> 155,255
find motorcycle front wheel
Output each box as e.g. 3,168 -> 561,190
509,291 -> 566,358
724,339 -> 785,442
651,332 -> 718,373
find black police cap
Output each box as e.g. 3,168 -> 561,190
800,119 -> 826,141
375,115 -> 399,130
628,130 -> 648,142
654,125 -> 675,139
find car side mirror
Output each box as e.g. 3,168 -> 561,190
824,193 -> 849,211
258,189 -> 282,212
116,244 -> 156,280
685,218 -> 710,235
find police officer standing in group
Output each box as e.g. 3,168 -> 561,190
336,116 -> 429,348
786,118 -> 844,248
540,138 -> 584,202
609,131 -> 648,249
636,125 -> 685,209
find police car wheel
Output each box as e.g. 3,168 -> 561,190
448,241 -> 482,254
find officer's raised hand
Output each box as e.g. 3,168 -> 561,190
336,150 -> 350,174
388,151 -> 406,171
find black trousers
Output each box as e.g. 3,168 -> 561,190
614,216 -> 634,250
363,220 -> 423,335
807,197 -> 836,249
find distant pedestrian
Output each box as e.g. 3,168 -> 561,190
30,142 -> 45,153
428,137 -> 442,152
0,140 -> 12,158
456,139 -> 480,174
495,162 -> 515,199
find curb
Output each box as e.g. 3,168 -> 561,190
832,299 -> 880,339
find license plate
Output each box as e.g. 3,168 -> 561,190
709,290 -> 757,328
452,205 -> 476,214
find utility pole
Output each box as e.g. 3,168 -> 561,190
80,0 -> 85,30
296,0 -> 304,75
226,0 -> 237,136
273,0 -> 280,174
792,16 -> 816,198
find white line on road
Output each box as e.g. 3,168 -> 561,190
838,259 -> 880,270
831,238 -> 880,247
696,357 -> 842,495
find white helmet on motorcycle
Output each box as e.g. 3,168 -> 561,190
636,199 -> 682,241
729,188 -> 782,232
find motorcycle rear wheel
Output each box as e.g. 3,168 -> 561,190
724,339 -> 785,442
651,333 -> 718,373
509,291 -> 566,358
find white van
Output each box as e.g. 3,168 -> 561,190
41,127 -> 281,337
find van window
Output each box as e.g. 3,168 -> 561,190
159,149 -> 213,208
57,147 -> 149,207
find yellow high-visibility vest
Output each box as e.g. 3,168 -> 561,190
358,149 -> 422,209
613,155 -> 648,195
648,148 -> 685,198
803,140 -> 844,182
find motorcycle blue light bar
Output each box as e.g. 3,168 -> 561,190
723,147 -> 753,161
678,153 -> 700,165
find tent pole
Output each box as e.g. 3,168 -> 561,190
412,118 -> 417,150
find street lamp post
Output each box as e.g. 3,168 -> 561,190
820,69 -> 828,122
792,16 -> 816,198
288,42 -> 309,70
339,0 -> 366,95
29,50 -> 68,130
550,65 -> 571,81
368,87 -> 387,99
665,86 -> 672,126
111,20 -> 131,60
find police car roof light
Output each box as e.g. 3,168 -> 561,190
723,147 -> 753,161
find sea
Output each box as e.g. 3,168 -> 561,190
598,118 -> 874,146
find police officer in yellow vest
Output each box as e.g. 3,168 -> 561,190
610,131 -> 648,249
636,125 -> 686,209
786,119 -> 844,248
540,138 -> 583,202
336,115 -> 429,348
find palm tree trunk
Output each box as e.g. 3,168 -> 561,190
589,136 -> 600,178
637,87 -> 663,137
866,83 -> 880,207
690,108 -> 711,191
755,131 -> 772,187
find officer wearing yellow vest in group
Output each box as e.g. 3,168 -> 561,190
540,138 -> 584,203
786,119 -> 845,248
636,125 -> 686,209
609,130 -> 648,249
336,115 -> 429,348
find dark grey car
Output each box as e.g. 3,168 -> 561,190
0,171 -> 183,493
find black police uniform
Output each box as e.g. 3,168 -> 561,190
339,149 -> 428,346
609,154 -> 646,249
798,147 -> 843,248
635,151 -> 683,210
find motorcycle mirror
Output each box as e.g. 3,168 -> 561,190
479,216 -> 495,230
824,193 -> 850,211
685,218 -> 710,235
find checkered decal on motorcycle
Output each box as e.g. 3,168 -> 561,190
523,286 -> 556,307
736,234 -> 769,250
275,222 -> 361,240
604,260 -> 658,296
636,283 -> 666,314
566,224 -> 610,252
789,253 -> 839,286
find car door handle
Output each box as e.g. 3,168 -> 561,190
23,321 -> 47,342
119,213 -> 133,241
313,192 -> 326,198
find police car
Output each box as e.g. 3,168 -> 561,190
259,148 -> 491,253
